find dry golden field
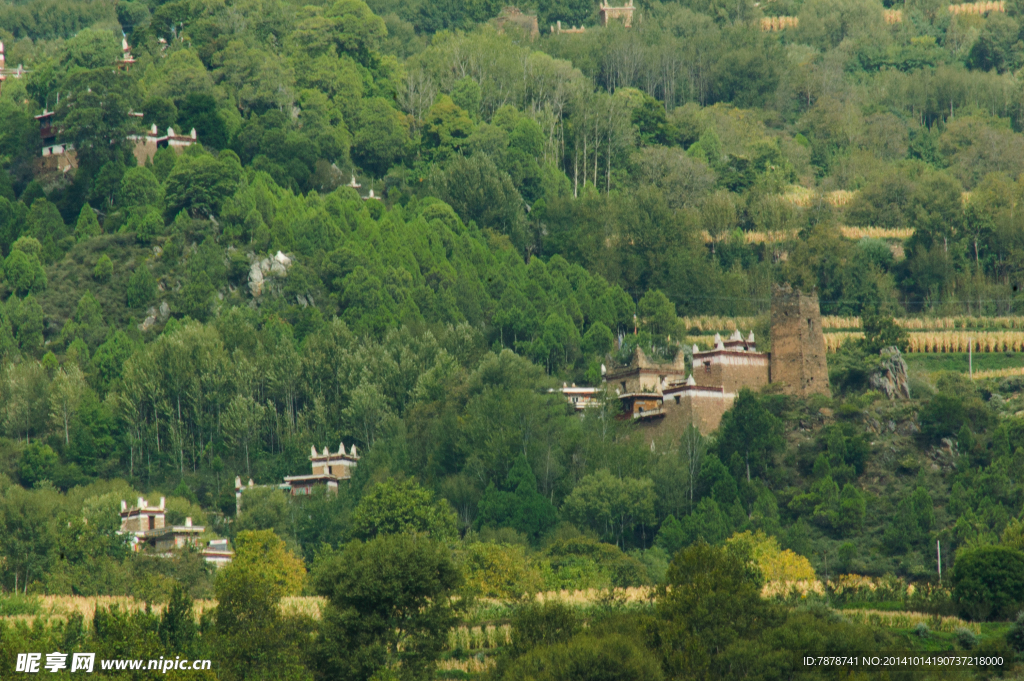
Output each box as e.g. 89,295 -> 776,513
685,315 -> 1024,354
760,15 -> 798,30
447,624 -> 512,651
700,226 -> 913,245
681,316 -> 761,333
0,595 -> 325,627
949,0 -> 1005,13
972,366 -> 1024,380
534,586 -> 653,605
841,609 -> 980,635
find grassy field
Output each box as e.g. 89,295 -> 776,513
904,352 -> 1022,375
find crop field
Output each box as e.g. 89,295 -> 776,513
700,226 -> 913,245
948,0 -> 1005,13
840,609 -> 980,635
683,316 -> 1024,333
0,595 -> 325,627
689,330 -> 1024,354
684,316 -> 1024,358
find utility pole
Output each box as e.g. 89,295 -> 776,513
969,339 -> 973,379
937,540 -> 942,582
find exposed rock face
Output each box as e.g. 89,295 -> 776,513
159,301 -> 170,321
247,251 -> 295,298
870,346 -> 911,399
248,262 -> 264,297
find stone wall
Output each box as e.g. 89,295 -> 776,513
692,350 -> 770,393
631,386 -> 735,444
769,284 -> 830,397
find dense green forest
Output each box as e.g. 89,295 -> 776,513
4,0 -> 1024,676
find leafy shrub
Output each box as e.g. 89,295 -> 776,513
544,536 -> 650,589
955,626 -> 976,650
952,545 -> 1024,621
1006,611 -> 1024,653
93,254 -> 113,283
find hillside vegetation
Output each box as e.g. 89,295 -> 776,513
3,0 -> 1024,676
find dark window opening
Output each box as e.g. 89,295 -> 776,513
148,515 -> 155,530
674,395 -> 680,405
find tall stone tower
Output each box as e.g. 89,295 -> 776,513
769,284 -> 830,397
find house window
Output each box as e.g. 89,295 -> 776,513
148,516 -> 155,530
703,361 -> 711,372
621,381 -> 627,392
674,395 -> 680,405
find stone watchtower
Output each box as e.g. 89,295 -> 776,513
769,285 -> 830,397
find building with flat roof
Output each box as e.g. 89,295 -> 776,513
129,124 -> 198,166
550,383 -> 599,410
283,443 -> 360,495
119,496 -> 204,554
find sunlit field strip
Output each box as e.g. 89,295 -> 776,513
446,624 -> 512,651
700,226 -> 913,245
687,331 -> 1024,353
683,316 -> 1024,333
972,366 -> 1024,380
832,332 -> 1024,353
437,657 -> 495,674
841,609 -> 980,635
948,0 -> 1005,13
1,596 -> 324,626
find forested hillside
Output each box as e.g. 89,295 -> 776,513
3,0 -> 1024,676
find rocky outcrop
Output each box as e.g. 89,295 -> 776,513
248,261 -> 264,296
869,346 -> 911,399
247,250 -> 295,298
140,309 -> 158,331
